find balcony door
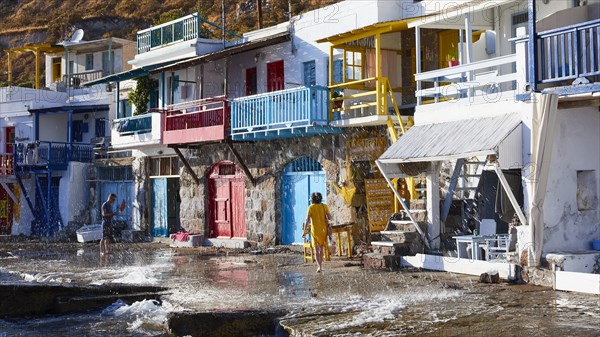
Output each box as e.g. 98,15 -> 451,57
245,67 -> 257,96
267,60 -> 284,92
208,161 -> 246,239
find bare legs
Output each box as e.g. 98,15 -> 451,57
315,245 -> 324,272
100,237 -> 110,255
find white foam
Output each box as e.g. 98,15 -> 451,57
104,299 -> 177,331
111,267 -> 159,285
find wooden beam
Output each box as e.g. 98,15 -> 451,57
0,182 -> 18,204
441,159 -> 463,223
557,97 -> 600,110
226,141 -> 256,186
173,147 -> 199,185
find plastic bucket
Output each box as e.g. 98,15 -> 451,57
592,240 -> 600,251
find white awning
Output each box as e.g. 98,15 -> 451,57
377,113 -> 522,177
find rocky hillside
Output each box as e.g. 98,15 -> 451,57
0,0 -> 338,87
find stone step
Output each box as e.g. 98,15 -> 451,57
203,238 -> 250,249
362,253 -> 401,270
380,230 -> 419,243
372,240 -> 423,256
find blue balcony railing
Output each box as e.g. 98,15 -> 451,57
14,142 -> 93,170
114,114 -> 153,135
536,19 -> 600,85
231,86 -> 338,140
136,13 -> 242,54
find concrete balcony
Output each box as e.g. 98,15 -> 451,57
111,113 -> 162,149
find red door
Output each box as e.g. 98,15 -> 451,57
3,127 -> 15,175
245,67 -> 257,96
267,60 -> 284,92
208,162 -> 246,239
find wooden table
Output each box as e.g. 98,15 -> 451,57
331,223 -> 353,257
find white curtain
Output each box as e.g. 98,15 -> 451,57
529,92 -> 559,266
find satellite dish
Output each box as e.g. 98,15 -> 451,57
69,29 -> 84,43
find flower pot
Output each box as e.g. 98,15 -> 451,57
448,60 -> 459,67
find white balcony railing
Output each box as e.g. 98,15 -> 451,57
110,112 -> 162,149
415,54 -> 518,105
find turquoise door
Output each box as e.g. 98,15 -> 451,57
152,178 -> 168,237
282,157 -> 326,245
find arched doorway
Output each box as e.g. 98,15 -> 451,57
208,161 -> 246,239
281,157 -> 326,245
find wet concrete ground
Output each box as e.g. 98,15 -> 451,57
0,241 -> 599,336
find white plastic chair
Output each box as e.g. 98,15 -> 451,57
484,234 -> 512,261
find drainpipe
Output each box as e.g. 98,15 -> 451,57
65,46 -> 70,103
115,81 -> 120,118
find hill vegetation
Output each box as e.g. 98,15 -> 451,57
0,0 -> 338,87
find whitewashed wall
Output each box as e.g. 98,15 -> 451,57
542,106 -> 600,253
59,162 -> 91,225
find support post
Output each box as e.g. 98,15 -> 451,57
7,50 -> 12,86
115,82 -> 120,118
226,141 -> 255,186
35,48 -> 41,90
375,32 -> 382,115
527,0 -> 537,91
0,182 -> 18,204
34,113 -> 40,141
68,110 -> 73,145
493,162 -> 527,226
415,27 -> 422,105
426,162 -> 441,249
173,147 -> 199,185
47,171 -> 53,236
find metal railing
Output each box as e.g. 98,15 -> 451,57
415,54 -> 517,104
231,86 -> 329,135
536,18 -> 600,84
62,70 -> 105,86
114,113 -> 154,135
136,13 -> 242,54
14,142 -> 93,168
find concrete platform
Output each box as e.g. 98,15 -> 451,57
545,250 -> 600,273
203,238 -> 250,249
170,234 -> 204,248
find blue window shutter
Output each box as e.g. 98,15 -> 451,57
303,60 -> 316,86
333,59 -> 343,83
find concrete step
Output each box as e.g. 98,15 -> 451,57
362,253 -> 401,270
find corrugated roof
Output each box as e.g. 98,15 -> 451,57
378,113 -> 522,163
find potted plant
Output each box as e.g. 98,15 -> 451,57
448,44 -> 459,67
331,90 -> 343,120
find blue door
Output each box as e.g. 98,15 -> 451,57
282,157 -> 326,245
100,180 -> 133,225
152,178 -> 168,237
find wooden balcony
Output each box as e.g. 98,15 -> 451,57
14,142 -> 93,171
231,86 -> 340,141
0,153 -> 14,176
161,96 -> 229,145
63,70 -> 105,87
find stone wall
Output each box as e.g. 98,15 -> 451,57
177,134 -> 354,246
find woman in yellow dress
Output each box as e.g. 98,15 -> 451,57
304,192 -> 331,273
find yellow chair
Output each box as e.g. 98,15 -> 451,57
302,223 -> 331,263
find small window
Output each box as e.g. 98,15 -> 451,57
345,50 -> 363,81
219,164 -> 236,176
151,157 -> 180,177
303,60 -> 316,87
95,118 -> 106,137
85,54 -> 94,71
577,170 -> 598,211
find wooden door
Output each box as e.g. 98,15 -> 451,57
152,178 -> 168,237
245,67 -> 257,96
267,60 -> 284,92
209,162 -> 246,239
281,157 -> 326,245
